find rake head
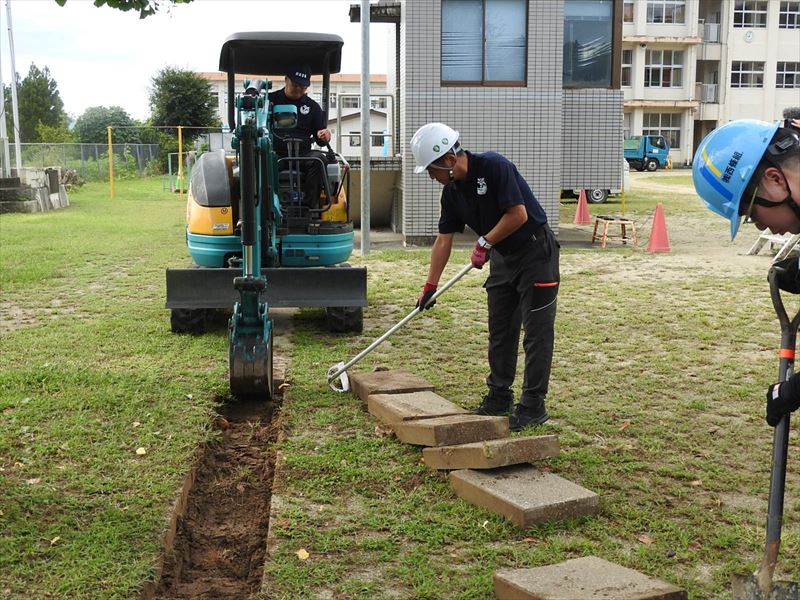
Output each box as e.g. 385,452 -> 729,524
327,361 -> 350,393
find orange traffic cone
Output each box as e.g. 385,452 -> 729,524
646,202 -> 671,253
573,189 -> 591,225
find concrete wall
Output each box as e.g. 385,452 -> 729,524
0,167 -> 69,214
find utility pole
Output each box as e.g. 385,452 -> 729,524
0,5 -> 10,177
5,0 -> 22,173
360,0 -> 370,255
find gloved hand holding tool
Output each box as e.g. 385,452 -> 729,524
772,256 -> 800,294
731,266 -> 800,600
416,282 -> 438,310
766,378 -> 800,427
470,236 -> 491,269
327,263 -> 474,392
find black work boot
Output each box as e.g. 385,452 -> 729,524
472,394 -> 512,416
509,402 -> 549,431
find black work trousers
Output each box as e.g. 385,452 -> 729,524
484,224 -> 560,410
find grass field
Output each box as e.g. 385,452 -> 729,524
1,175 -> 798,599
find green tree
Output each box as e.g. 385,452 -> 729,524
54,0 -> 194,19
74,106 -> 141,144
149,66 -> 219,141
5,64 -> 68,143
36,119 -> 76,143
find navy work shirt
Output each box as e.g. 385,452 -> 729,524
438,151 -> 547,255
268,88 -> 326,155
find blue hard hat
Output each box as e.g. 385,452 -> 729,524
693,119 -> 780,239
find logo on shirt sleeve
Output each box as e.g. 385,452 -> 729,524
477,178 -> 487,195
300,105 -> 311,115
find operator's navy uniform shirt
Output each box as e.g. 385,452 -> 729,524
267,88 -> 325,155
438,151 -> 547,255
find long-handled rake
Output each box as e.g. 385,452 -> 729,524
327,263 -> 474,392
731,266 -> 800,600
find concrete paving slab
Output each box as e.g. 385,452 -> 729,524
493,556 -> 687,599
393,414 -> 509,447
449,466 -> 599,528
348,370 -> 434,403
368,391 -> 468,425
423,435 -> 560,470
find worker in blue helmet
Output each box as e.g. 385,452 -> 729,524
693,112 -> 800,426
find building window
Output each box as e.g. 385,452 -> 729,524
643,112 -> 681,149
731,61 -> 765,87
370,97 -> 388,109
329,94 -> 337,109
644,50 -> 683,87
442,0 -> 527,85
779,1 -> 800,28
733,1 -> 768,27
777,62 -> 800,88
349,131 -> 361,147
563,0 -> 614,87
623,1 -> 634,22
621,49 -> 633,87
646,0 -> 686,24
623,112 -> 632,139
371,131 -> 385,147
341,97 -> 359,109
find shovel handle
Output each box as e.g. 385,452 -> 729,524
327,263 -> 474,383
758,268 -> 800,584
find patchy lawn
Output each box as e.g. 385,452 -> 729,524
1,173 -> 798,599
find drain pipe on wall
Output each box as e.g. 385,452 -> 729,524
360,0 -> 370,255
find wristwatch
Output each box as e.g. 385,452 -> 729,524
477,236 -> 492,249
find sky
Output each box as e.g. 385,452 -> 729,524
0,0 -> 394,121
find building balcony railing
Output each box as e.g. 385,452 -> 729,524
701,22 -> 720,43
695,82 -> 719,103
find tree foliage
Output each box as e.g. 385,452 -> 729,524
3,64 -> 68,143
149,67 -> 219,140
36,120 -> 76,143
54,0 -> 194,19
74,106 -> 140,144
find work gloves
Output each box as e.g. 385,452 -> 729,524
771,257 -> 800,294
416,282 -> 437,310
471,243 -> 489,269
766,372 -> 800,426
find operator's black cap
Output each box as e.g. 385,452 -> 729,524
287,65 -> 311,87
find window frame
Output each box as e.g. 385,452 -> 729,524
777,61 -> 800,88
642,112 -> 681,149
621,48 -> 633,87
341,97 -> 360,109
731,60 -> 765,88
733,0 -> 768,28
646,0 -> 686,24
779,1 -> 800,28
441,0 -> 529,87
562,0 -> 621,89
349,131 -> 361,147
644,49 -> 684,88
623,0 -> 634,22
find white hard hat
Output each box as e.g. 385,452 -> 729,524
410,123 -> 460,174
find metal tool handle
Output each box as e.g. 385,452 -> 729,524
757,267 -> 800,591
327,263 -> 474,383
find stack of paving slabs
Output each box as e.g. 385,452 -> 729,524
348,370 -> 599,528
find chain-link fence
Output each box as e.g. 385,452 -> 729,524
8,143 -> 160,181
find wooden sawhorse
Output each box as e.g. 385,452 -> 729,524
592,216 -> 637,248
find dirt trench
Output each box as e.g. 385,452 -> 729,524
146,393 -> 281,600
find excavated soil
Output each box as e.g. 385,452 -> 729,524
147,392 -> 283,600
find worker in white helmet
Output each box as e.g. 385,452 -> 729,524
410,122 -> 560,431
